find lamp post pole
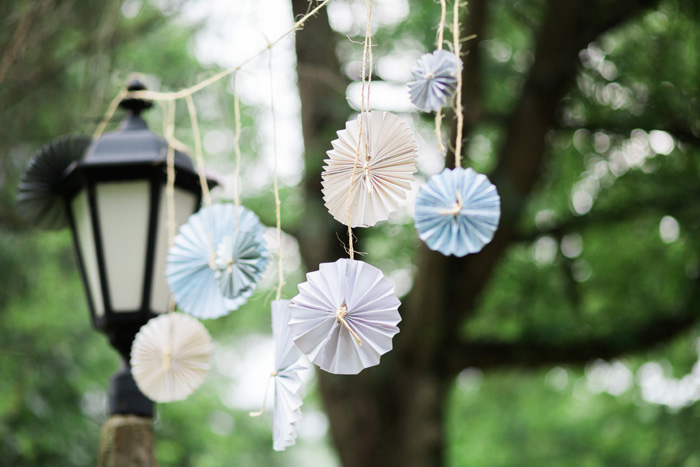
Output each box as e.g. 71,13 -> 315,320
58,80 -> 214,466
19,79 -> 216,466
98,414 -> 156,467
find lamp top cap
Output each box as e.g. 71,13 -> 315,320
118,79 -> 153,116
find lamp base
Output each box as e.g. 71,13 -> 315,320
109,363 -> 153,417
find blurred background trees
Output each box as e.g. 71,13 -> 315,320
2,0 -> 700,466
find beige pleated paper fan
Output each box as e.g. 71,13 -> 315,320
322,111 -> 418,228
130,313 -> 213,403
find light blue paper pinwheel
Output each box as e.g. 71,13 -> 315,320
408,50 -> 463,113
414,167 -> 500,257
215,228 -> 268,299
167,204 -> 267,319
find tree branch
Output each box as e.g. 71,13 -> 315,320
449,306 -> 699,372
514,188 -> 700,243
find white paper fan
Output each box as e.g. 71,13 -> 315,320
288,259 -> 401,375
322,111 -> 418,228
130,313 -> 212,403
167,204 -> 266,319
271,299 -> 306,451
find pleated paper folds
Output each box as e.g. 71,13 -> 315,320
408,50 -> 462,113
167,204 -> 267,319
414,167 -> 500,257
322,111 -> 418,228
17,135 -> 91,230
289,259 -> 401,375
271,300 -> 306,451
130,313 -> 212,403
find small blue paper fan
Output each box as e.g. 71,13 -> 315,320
408,50 -> 463,113
215,229 -> 268,298
414,167 -> 500,257
167,204 -> 267,319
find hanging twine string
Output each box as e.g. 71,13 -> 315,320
185,94 -> 212,207
268,48 -> 285,302
232,73 -> 243,231
344,0 -> 375,260
249,371 -> 278,417
163,100 -> 177,248
92,0 -> 332,143
452,0 -> 464,168
163,99 -> 177,313
92,88 -> 128,140
433,0 -> 448,153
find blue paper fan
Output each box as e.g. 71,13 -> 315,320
408,50 -> 462,113
167,204 -> 267,319
414,167 -> 500,257
214,228 -> 268,298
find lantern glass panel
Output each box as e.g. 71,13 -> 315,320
72,189 -> 105,317
150,187 -> 199,313
96,180 -> 151,312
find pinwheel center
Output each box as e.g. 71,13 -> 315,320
336,304 -> 348,320
362,163 -> 375,194
438,190 -> 463,217
163,350 -> 172,371
425,71 -> 435,79
226,258 -> 236,272
335,304 -> 363,346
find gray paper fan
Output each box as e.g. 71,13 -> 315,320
17,135 -> 92,230
408,50 -> 463,113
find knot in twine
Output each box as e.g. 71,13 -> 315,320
336,304 -> 362,346
439,190 -> 463,216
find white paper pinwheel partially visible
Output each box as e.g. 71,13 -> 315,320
414,167 -> 501,257
270,300 -> 306,451
289,259 -> 401,375
322,111 -> 418,228
408,50 -> 463,113
130,313 -> 212,403
167,204 -> 267,319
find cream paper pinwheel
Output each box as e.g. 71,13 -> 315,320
270,300 -> 306,451
288,259 -> 401,375
321,111 -> 418,228
130,313 -> 213,403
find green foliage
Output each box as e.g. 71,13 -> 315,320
3,0 -> 700,465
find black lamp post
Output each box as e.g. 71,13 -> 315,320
58,80 -> 216,416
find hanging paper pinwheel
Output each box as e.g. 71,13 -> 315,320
167,204 -> 267,319
17,135 -> 92,230
214,228 -> 269,299
130,313 -> 213,403
269,299 -> 306,451
288,258 -> 401,375
408,50 -> 463,113
414,167 -> 501,257
321,111 -> 418,228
